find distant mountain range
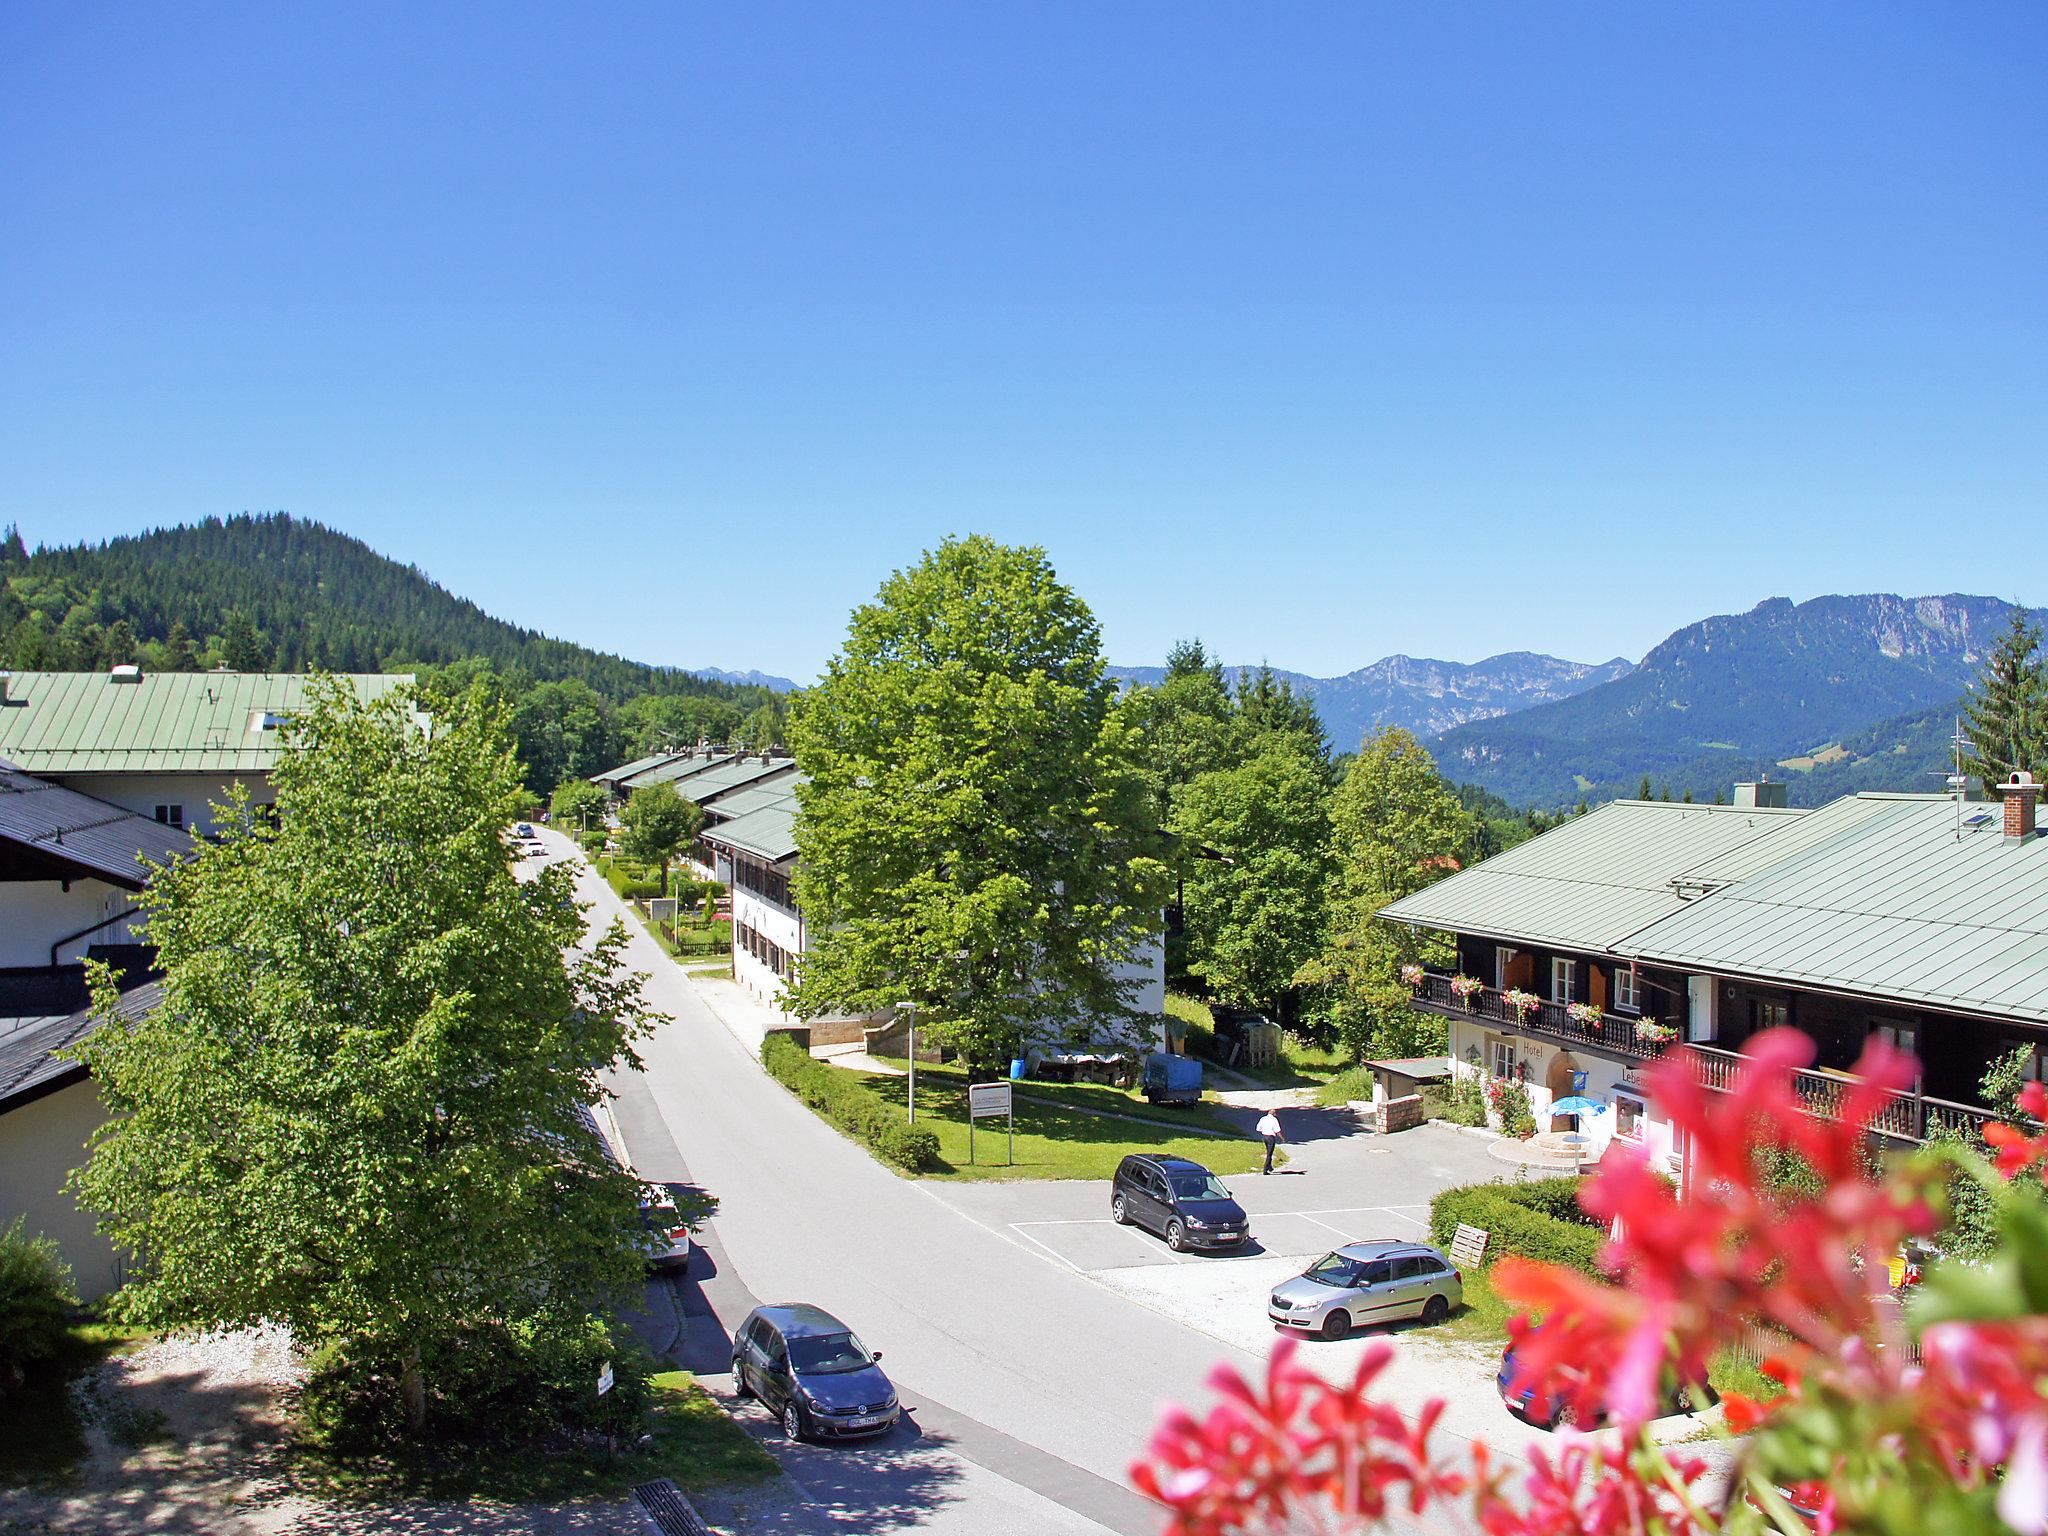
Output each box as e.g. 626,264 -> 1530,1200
688,666 -> 800,693
1108,652 -> 1635,752
1430,594 -> 2020,808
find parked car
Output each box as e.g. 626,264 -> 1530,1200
638,1183 -> 695,1272
1267,1240 -> 1462,1340
1111,1154 -> 1249,1251
731,1303 -> 900,1441
1497,1329 -> 1711,1427
516,822 -> 535,838
1141,1052 -> 1204,1104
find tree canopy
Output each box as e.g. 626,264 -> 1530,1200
72,680 -> 660,1435
620,781 -> 702,886
786,536 -> 1168,1071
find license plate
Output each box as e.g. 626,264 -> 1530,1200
846,1413 -> 886,1428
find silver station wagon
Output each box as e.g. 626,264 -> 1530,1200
1267,1239 -> 1463,1340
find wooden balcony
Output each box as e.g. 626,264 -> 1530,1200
1410,973 -> 2001,1146
1410,972 -> 1678,1061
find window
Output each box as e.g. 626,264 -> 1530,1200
1614,967 -> 1640,1012
1614,1092 -> 1645,1141
1359,1260 -> 1394,1287
2006,1039 -> 2048,1083
1874,1021 -> 1920,1091
1393,1256 -> 1430,1280
1752,998 -> 1790,1033
1551,957 -> 1574,1004
153,804 -> 184,828
1489,1038 -> 1515,1081
1494,946 -> 1517,989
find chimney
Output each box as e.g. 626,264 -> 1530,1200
2003,772 -> 2039,842
1733,780 -> 1788,810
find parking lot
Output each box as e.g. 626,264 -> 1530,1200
1008,1202 -> 1432,1273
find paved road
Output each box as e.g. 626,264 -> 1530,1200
540,830 -> 1509,1534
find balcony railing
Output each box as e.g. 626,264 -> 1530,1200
1410,973 -> 2004,1146
1409,973 -> 1676,1061
1688,1044 -> 2001,1145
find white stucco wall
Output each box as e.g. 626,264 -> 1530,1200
1447,1016 -> 1680,1175
0,1079 -> 124,1302
48,770 -> 271,839
0,879 -> 147,968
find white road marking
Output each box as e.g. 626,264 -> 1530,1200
1005,1223 -> 1089,1273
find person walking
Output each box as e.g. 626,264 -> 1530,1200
1257,1109 -> 1284,1175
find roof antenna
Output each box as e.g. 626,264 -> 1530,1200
1936,716 -> 1968,841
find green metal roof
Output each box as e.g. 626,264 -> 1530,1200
1378,800 -> 1813,954
667,758 -> 797,806
1618,795 -> 2048,1024
700,798 -> 798,863
594,750 -> 690,786
702,777 -> 803,823
0,671 -> 414,775
616,751 -> 738,791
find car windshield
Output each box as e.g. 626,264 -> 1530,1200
789,1332 -> 873,1375
1304,1253 -> 1363,1287
1169,1173 -> 1229,1201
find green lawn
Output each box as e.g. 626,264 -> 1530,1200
292,1370 -> 778,1504
870,1055 -> 1250,1139
842,1056 -> 1267,1181
0,1323 -> 153,1488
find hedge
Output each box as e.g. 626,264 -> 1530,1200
1428,1178 -> 1607,1278
761,1034 -> 942,1173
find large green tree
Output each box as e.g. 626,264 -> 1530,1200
510,679 -> 625,796
1963,609 -> 2047,795
1171,736 -> 1333,1022
73,680 -> 656,1435
787,536 -> 1168,1071
549,777 -> 610,836
1299,727 -> 1471,1057
620,780 -> 702,888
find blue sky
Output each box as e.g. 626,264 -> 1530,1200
3,5 -> 2043,683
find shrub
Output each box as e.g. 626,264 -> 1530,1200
1428,1179 -> 1606,1278
1426,1074 -> 1488,1126
619,879 -> 663,901
876,1123 -> 942,1172
762,1035 -> 940,1173
1165,992 -> 1217,1060
1484,1076 -> 1536,1137
0,1219 -> 78,1392
299,1314 -> 654,1452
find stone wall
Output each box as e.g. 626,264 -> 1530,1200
1374,1093 -> 1426,1135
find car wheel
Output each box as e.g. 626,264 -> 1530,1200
731,1359 -> 751,1398
1319,1309 -> 1349,1341
1422,1294 -> 1450,1325
1550,1400 -> 1583,1431
1165,1219 -> 1187,1252
1111,1193 -> 1129,1225
782,1401 -> 806,1441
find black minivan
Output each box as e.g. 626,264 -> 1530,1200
1111,1154 -> 1251,1252
731,1303 -> 900,1442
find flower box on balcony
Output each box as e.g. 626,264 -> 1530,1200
1449,974 -> 1483,1009
1400,964 -> 1426,989
1566,1002 -> 1604,1031
1635,1018 -> 1679,1045
1500,987 -> 1540,1020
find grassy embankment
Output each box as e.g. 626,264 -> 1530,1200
826,1053 -> 1268,1182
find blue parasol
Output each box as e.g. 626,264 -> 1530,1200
1549,1096 -> 1608,1118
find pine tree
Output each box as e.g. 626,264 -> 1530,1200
1637,775 -> 1652,800
160,620 -> 198,671
1963,610 -> 2047,794
0,523 -> 26,564
221,610 -> 269,672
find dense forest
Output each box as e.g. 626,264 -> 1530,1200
0,514 -> 786,793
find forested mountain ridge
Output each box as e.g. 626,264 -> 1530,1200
0,514 -> 791,795
0,513 -> 761,703
1432,593 -> 2023,808
1109,650 -> 1632,751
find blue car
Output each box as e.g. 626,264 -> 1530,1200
732,1303 -> 900,1441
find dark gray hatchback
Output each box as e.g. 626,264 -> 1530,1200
731,1303 -> 899,1441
